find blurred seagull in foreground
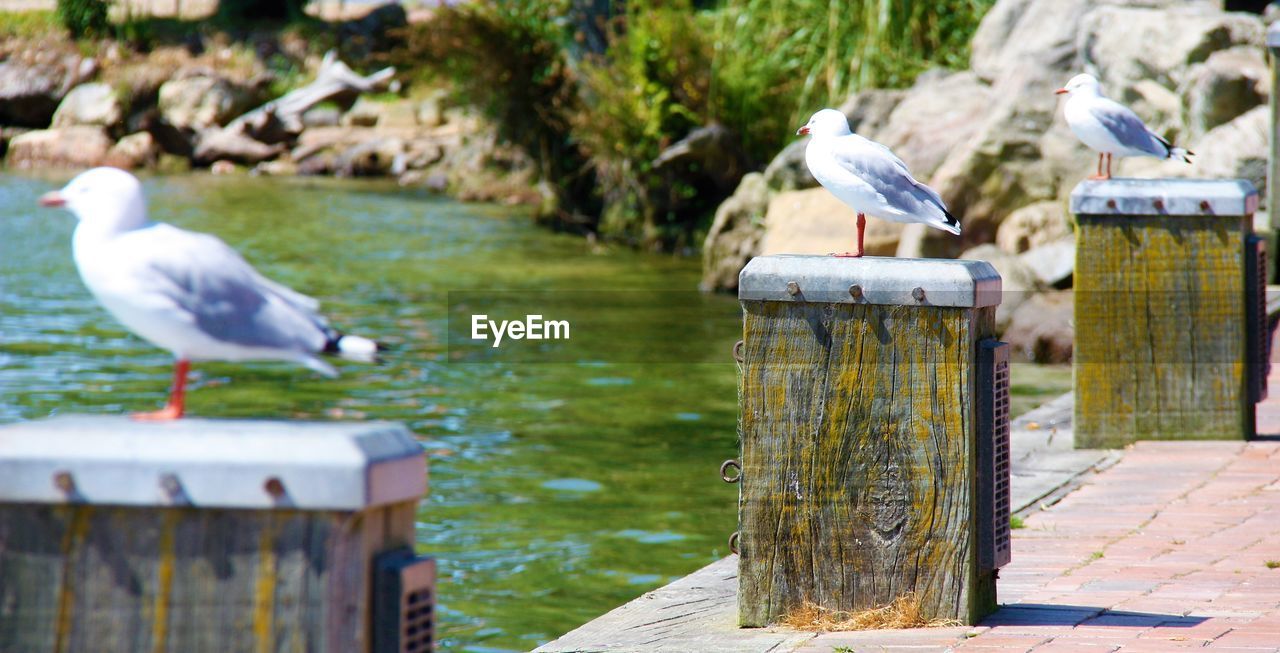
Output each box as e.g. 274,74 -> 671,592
1056,73 -> 1192,180
39,167 -> 380,420
798,109 -> 960,257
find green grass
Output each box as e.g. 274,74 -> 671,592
1010,515 -> 1025,530
1090,551 -> 1104,561
0,10 -> 59,39
1266,560 -> 1279,569
1010,364 -> 1072,418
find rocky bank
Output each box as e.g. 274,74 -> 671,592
701,0 -> 1272,362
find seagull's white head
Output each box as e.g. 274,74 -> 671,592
40,166 -> 148,233
796,109 -> 852,138
1055,73 -> 1101,97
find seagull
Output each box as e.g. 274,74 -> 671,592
1056,73 -> 1192,180
39,167 -> 380,421
797,109 -> 960,257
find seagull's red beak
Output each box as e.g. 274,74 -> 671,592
38,191 -> 66,207
796,126 -> 810,136
1054,88 -> 1069,95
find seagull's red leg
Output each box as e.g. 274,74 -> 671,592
1104,153 -> 1113,179
133,359 -> 190,421
832,213 -> 867,258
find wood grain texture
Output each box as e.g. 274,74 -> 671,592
737,299 -> 996,627
1074,215 -> 1252,447
0,501 -> 416,653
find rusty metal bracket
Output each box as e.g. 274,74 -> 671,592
719,459 -> 741,483
732,340 -> 744,364
728,531 -> 740,555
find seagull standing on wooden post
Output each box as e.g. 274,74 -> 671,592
1056,73 -> 1193,180
797,109 -> 960,258
39,167 -> 380,421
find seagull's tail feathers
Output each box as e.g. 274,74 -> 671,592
1170,146 -> 1193,164
937,208 -> 962,235
324,332 -> 382,364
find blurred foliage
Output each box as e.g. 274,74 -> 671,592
395,0 -> 996,248
0,9 -> 59,39
217,0 -> 310,23
56,0 -> 108,38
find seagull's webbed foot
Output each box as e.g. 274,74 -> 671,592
830,251 -> 865,258
132,404 -> 184,421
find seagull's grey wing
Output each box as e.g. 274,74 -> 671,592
1091,99 -> 1168,157
833,143 -> 956,228
140,225 -> 330,352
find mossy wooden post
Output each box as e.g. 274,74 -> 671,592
736,255 -> 1009,627
0,416 -> 430,653
1072,179 -> 1266,448
1269,23 -> 1280,235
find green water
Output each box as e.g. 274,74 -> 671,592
0,173 -> 1069,652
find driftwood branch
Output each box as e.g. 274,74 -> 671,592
226,50 -> 395,138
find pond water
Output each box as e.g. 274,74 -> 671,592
0,173 -> 1069,651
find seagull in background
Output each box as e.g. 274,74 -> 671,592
39,167 -> 380,420
1056,73 -> 1193,180
798,109 -> 960,258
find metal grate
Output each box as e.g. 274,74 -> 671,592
374,547 -> 437,653
977,340 -> 1012,572
1246,235 -> 1269,405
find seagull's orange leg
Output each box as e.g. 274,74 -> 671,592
833,213 -> 866,258
1088,153 -> 1107,180
133,359 -> 189,421
1104,153 -> 1113,179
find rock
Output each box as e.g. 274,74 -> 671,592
104,132 -> 160,169
762,139 -> 815,192
5,127 -> 112,169
1003,290 -> 1074,363
759,188 -> 904,258
158,76 -> 259,130
334,137 -> 404,177
193,128 -> 284,165
210,160 -> 239,175
970,0 -> 1092,83
51,82 -> 123,130
875,71 -> 993,180
700,172 -> 770,292
255,159 -> 299,176
960,243 -> 1045,332
1124,105 -> 1267,199
416,89 -> 449,127
652,123 -> 747,194
0,55 -> 94,127
996,200 -> 1070,254
1018,237 -> 1075,289
1080,4 -> 1264,98
342,97 -> 385,127
1127,80 -> 1183,142
1180,47 -> 1268,140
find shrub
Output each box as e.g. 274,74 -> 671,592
56,0 -> 108,39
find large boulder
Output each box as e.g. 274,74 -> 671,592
876,71 -> 994,180
1018,237 -> 1075,289
51,82 -> 124,130
158,75 -> 260,131
0,55 -> 96,127
1179,47 -> 1268,140
104,131 -> 160,169
996,200 -> 1070,254
700,172 -> 770,292
759,188 -> 904,258
5,126 -> 112,169
1003,290 -> 1074,363
193,128 -> 284,166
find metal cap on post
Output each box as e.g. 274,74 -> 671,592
1070,178 -> 1259,217
739,255 -> 1001,307
0,415 -> 426,510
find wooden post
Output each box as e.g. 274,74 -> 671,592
1072,179 -> 1266,448
0,416 -> 429,653
1269,23 -> 1280,236
736,255 -> 1008,627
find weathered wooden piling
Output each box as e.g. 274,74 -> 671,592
1269,22 -> 1279,233
735,255 -> 1010,627
1072,179 -> 1266,448
0,416 -> 431,653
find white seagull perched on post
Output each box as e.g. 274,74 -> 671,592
798,109 -> 960,257
1056,73 -> 1192,180
39,167 -> 380,421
